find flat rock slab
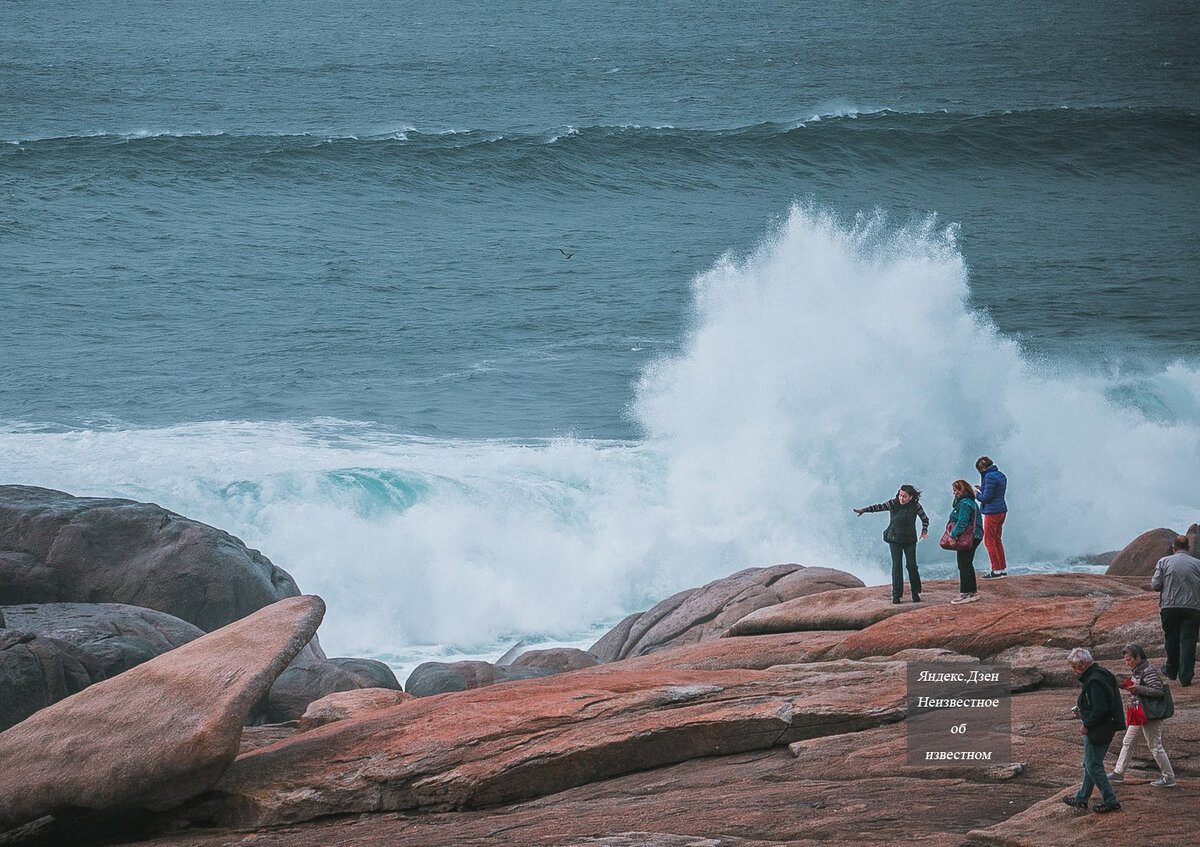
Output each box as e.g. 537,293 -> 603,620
728,574 -> 1149,637
831,592 -> 1160,661
190,659 -> 910,829
968,783 -> 1200,846
0,595 -> 325,829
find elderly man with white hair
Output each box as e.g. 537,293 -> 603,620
1063,647 -> 1123,813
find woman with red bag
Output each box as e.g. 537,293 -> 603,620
946,480 -> 984,605
1107,643 -> 1176,787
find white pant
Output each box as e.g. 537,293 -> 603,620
1112,720 -> 1174,780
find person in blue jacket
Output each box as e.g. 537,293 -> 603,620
948,479 -> 985,604
974,456 -> 1008,578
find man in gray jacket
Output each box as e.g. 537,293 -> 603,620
1151,535 -> 1200,687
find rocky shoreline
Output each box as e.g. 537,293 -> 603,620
2,485 -> 1197,846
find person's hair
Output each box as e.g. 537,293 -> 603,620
898,484 -> 921,501
1067,647 -> 1093,665
975,456 -> 992,471
952,479 -> 973,498
1123,643 -> 1147,661
1173,535 -> 1190,552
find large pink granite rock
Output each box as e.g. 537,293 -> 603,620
0,595 -> 325,829
188,658 -> 909,828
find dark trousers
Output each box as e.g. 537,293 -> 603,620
1075,736 -> 1117,806
889,542 -> 921,601
1161,607 -> 1200,686
956,537 -> 981,594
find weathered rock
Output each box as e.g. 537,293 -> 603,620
297,688 -> 414,731
1105,527 -> 1178,577
0,485 -> 300,632
260,659 -> 366,723
404,660 -> 556,698
238,724 -> 301,756
617,629 -> 849,672
187,659 -> 909,828
510,647 -> 601,674
968,783 -> 1200,846
727,573 -> 1148,638
42,577 -> 1200,847
261,652 -> 403,723
326,657 -> 402,690
590,564 -> 864,661
109,680 -> 1200,847
0,595 -> 325,829
992,645 -> 1084,688
831,590 -> 1160,662
1,602 -> 203,679
0,630 -> 105,731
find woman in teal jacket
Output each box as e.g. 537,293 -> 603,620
948,479 -> 985,605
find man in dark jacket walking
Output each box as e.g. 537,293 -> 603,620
1063,647 -> 1123,813
974,456 -> 1008,578
1151,535 -> 1200,686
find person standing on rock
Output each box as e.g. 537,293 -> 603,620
854,484 -> 929,604
1107,642 -> 1176,787
1064,647 -> 1123,813
1150,535 -> 1200,687
974,456 -> 1008,579
946,480 -> 984,605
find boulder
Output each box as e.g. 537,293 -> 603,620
1,602 -> 203,679
404,660 -> 556,698
0,595 -> 325,830
326,657 -> 402,690
0,485 -> 301,632
261,659 -> 370,723
510,647 -> 601,674
298,688 -> 414,731
590,564 -> 863,661
1103,526 -> 1200,577
0,630 -> 105,731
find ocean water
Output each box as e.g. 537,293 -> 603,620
2,1 -> 1199,677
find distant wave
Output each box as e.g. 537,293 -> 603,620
7,105 -> 1197,148
6,108 -> 1196,193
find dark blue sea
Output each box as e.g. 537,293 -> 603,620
3,0 -> 1199,673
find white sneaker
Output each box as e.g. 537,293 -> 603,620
950,593 -> 979,605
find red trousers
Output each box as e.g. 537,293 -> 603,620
983,511 -> 1007,572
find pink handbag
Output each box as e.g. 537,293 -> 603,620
938,514 -> 976,551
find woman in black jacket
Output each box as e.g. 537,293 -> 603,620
854,484 -> 928,604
